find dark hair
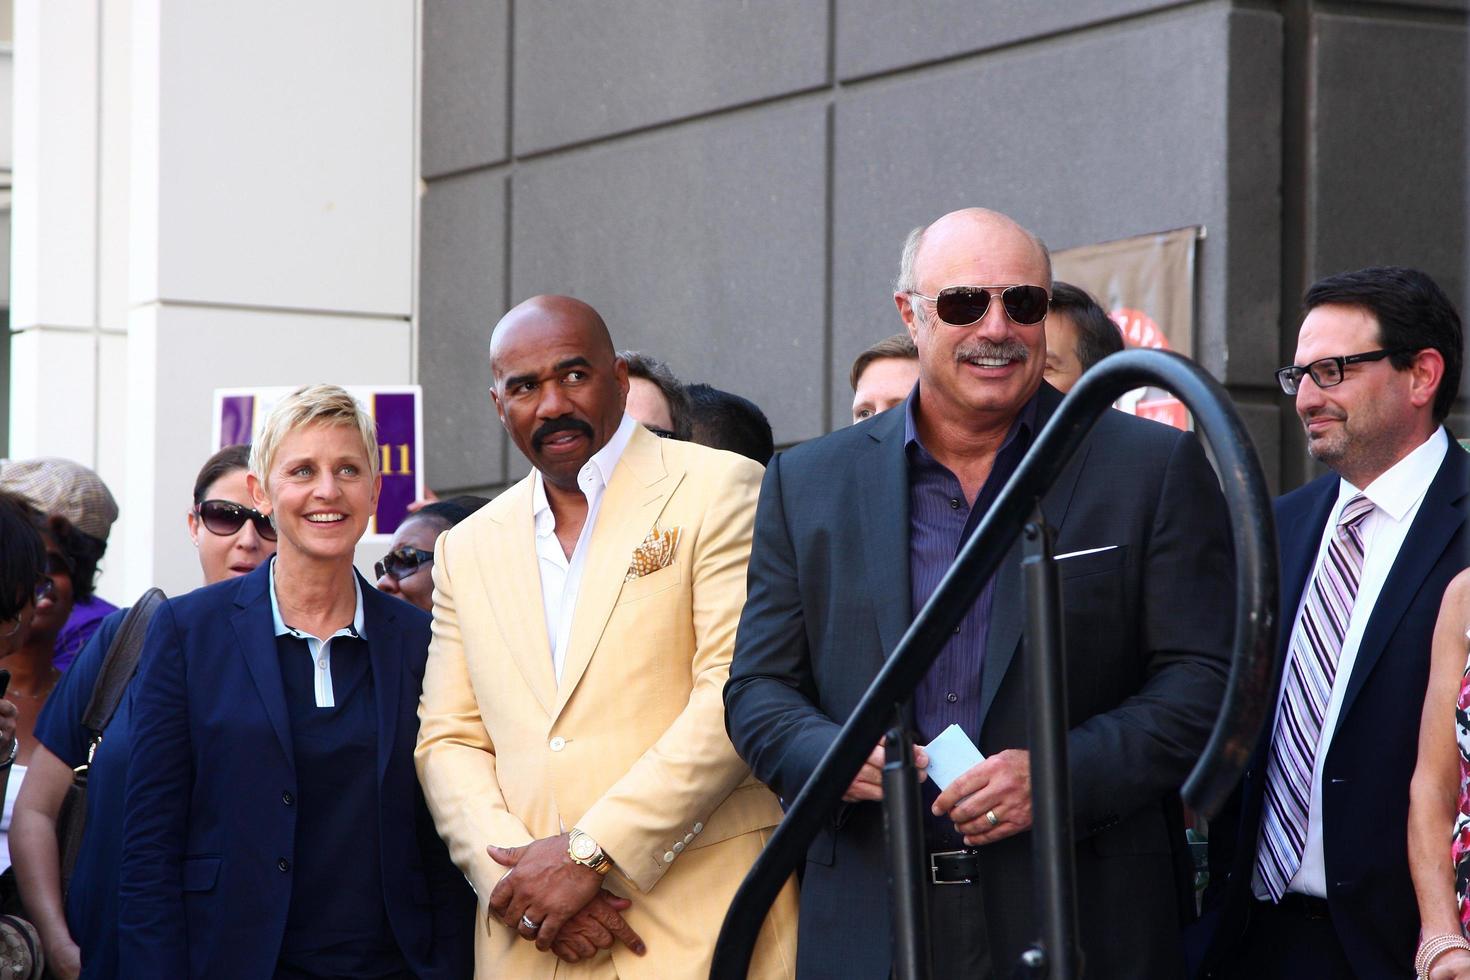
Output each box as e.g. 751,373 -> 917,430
409,495 -> 490,531
685,384 -> 775,465
849,334 -> 918,391
619,350 -> 693,440
1303,266 -> 1463,422
1050,282 -> 1124,372
49,515 -> 107,601
193,444 -> 253,507
0,492 -> 45,623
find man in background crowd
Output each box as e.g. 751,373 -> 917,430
1196,266 -> 1467,978
621,350 -> 692,440
686,383 -> 775,464
1042,281 -> 1125,393
850,334 -> 919,423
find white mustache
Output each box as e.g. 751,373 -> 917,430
955,340 -> 1030,363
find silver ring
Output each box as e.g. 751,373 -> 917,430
520,914 -> 540,932
985,809 -> 999,828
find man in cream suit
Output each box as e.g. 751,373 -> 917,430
415,294 -> 797,979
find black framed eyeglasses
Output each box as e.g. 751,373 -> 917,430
909,284 -> 1051,326
196,499 -> 278,541
1275,348 -> 1411,395
375,546 -> 435,582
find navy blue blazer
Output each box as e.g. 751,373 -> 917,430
117,563 -> 474,980
1197,435 -> 1470,979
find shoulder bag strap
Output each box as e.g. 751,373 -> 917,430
80,587 -> 167,746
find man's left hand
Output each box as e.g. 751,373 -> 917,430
931,749 -> 1032,845
487,834 -> 605,950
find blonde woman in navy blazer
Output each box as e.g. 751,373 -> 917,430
118,386 -> 473,980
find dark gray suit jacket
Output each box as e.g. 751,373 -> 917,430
725,382 -> 1235,978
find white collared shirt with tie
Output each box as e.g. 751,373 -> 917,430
1253,426 -> 1449,899
532,413 -> 637,684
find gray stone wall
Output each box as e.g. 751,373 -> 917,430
419,0 -> 1468,497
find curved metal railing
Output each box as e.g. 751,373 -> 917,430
712,349 -> 1281,978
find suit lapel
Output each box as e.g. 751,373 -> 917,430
977,385 -> 1087,728
856,408 -> 911,666
553,426 -> 680,719
479,479 -> 558,715
361,577 -> 404,786
1276,478 -> 1337,649
231,565 -> 294,771
1338,440 -> 1470,724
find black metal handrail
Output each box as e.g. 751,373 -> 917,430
712,349 -> 1280,978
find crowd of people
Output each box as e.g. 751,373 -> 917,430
0,203 -> 1463,979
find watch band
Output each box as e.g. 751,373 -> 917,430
568,828 -> 612,875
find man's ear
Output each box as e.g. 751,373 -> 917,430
489,386 -> 507,429
895,291 -> 919,342
1407,347 -> 1445,413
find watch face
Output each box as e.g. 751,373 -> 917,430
572,836 -> 597,861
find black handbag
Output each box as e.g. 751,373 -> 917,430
52,588 -> 167,894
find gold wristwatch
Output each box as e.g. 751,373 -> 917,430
568,828 -> 612,875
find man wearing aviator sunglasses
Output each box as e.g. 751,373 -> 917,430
727,207 -> 1236,978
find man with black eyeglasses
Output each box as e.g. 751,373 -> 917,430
727,206 -> 1236,977
1196,266 -> 1468,979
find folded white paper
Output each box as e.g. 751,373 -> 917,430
1054,545 -> 1119,561
922,724 -> 985,791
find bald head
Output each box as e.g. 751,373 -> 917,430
896,208 -> 1051,295
490,294 -> 615,376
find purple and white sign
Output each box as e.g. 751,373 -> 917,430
211,385 -> 425,540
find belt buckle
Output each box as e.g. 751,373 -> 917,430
929,848 -> 973,886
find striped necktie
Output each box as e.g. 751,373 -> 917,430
1255,492 -> 1375,901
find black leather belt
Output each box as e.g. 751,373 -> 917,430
929,848 -> 981,885
1261,893 -> 1330,920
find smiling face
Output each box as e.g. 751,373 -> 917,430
187,467 -> 277,585
1292,302 -> 1428,487
895,211 -> 1050,428
249,422 -> 379,566
490,296 -> 629,491
851,356 -> 919,423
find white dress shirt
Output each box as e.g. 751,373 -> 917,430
532,413 -> 637,684
268,556 -> 367,708
1263,427 -> 1449,898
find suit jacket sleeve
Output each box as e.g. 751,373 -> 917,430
724,451 -> 844,804
414,528 -> 536,904
117,602 -> 192,978
575,457 -> 765,892
1065,429 -> 1234,834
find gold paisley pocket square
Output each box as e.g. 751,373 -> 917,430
626,526 -> 682,582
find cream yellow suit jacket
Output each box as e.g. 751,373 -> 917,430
415,426 -> 797,979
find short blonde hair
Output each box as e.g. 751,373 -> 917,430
249,384 -> 379,491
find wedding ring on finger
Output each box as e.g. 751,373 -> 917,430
520,914 -> 540,933
985,809 -> 999,828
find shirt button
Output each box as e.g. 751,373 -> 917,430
282,791 -> 295,805
952,625 -> 961,635
549,737 -> 566,752
946,692 -> 958,704
318,659 -> 327,670
663,851 -> 676,863
278,858 -> 291,873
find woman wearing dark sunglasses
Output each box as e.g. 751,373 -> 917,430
116,385 -> 473,980
375,496 -> 488,613
11,444 -> 278,980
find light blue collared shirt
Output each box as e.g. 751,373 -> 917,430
268,556 -> 367,708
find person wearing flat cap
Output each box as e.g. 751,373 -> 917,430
0,458 -> 119,672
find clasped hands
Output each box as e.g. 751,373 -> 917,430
487,834 -> 646,964
843,738 -> 1032,845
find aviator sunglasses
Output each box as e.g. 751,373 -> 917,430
375,546 -> 435,582
196,499 -> 278,541
911,283 -> 1052,329
909,284 -> 1051,327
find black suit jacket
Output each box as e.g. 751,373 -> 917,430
119,564 -> 475,980
725,383 -> 1235,979
1197,435 -> 1470,979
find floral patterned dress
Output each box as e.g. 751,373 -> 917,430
1454,629 -> 1470,930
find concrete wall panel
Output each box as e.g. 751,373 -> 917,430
834,0 -> 1185,80
510,103 -> 829,455
513,1 -> 828,153
830,6 -> 1282,423
422,0 -> 508,178
419,170 -> 508,490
